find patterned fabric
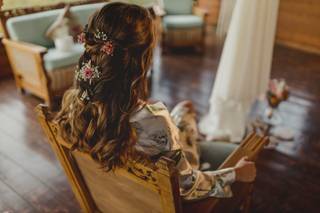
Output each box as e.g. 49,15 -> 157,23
130,101 -> 236,200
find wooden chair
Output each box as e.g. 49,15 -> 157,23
36,104 -> 269,213
0,35 -> 12,78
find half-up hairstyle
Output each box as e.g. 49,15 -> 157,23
54,2 -> 156,170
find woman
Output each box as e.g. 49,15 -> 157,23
55,2 -> 256,201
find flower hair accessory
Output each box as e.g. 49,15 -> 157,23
75,60 -> 101,85
94,29 -> 109,41
101,40 -> 114,56
75,60 -> 101,102
94,30 -> 114,56
77,27 -> 115,56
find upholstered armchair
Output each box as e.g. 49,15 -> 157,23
162,0 -> 208,51
0,1 -> 106,106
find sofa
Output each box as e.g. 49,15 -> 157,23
162,0 -> 208,51
1,1 -> 107,106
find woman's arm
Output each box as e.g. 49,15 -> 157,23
166,150 -> 256,200
165,149 -> 235,200
131,102 -> 256,201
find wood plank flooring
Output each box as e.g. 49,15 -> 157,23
0,38 -> 320,212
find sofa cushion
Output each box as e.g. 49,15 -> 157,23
163,15 -> 203,29
163,0 -> 193,15
6,2 -> 106,48
44,44 -> 84,71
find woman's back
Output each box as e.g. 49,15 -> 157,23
55,2 -> 257,202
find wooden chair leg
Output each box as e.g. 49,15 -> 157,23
161,37 -> 168,54
241,184 -> 254,213
195,40 -> 205,55
200,32 -> 206,53
182,197 -> 219,213
17,87 -> 25,94
241,195 -> 252,213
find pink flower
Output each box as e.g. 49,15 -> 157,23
101,41 -> 114,55
83,67 -> 93,79
77,32 -> 86,44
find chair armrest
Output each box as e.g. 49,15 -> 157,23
2,38 -> 47,54
193,6 -> 208,20
2,38 -> 50,94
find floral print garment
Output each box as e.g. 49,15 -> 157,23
130,102 -> 236,200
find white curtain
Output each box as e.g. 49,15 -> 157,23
199,0 -> 280,142
216,0 -> 236,39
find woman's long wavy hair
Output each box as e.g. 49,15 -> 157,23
54,2 -> 156,170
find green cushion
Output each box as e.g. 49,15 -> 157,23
44,44 -> 84,71
199,141 -> 238,170
163,15 -> 203,29
6,3 -> 106,47
163,0 -> 193,15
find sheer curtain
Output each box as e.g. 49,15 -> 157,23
199,0 -> 280,142
216,0 -> 236,39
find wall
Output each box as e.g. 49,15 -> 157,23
1,0 -> 80,10
276,0 -> 320,54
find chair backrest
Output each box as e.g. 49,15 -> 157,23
36,104 -> 269,213
35,105 -> 182,213
163,0 -> 194,15
0,1 -> 107,47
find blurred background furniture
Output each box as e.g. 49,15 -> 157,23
161,0 -> 208,51
0,34 -> 12,78
0,0 -> 106,106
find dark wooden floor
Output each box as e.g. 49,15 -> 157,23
1,36 -> 320,212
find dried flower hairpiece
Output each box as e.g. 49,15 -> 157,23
101,40 -> 114,56
94,30 -> 114,56
94,30 -> 108,41
77,28 -> 115,56
75,60 -> 101,85
79,89 -> 90,102
75,60 -> 101,102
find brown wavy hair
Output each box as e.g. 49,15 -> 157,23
54,2 -> 156,170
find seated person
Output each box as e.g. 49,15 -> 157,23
55,2 -> 256,201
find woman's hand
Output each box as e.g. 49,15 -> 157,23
234,156 -> 256,182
